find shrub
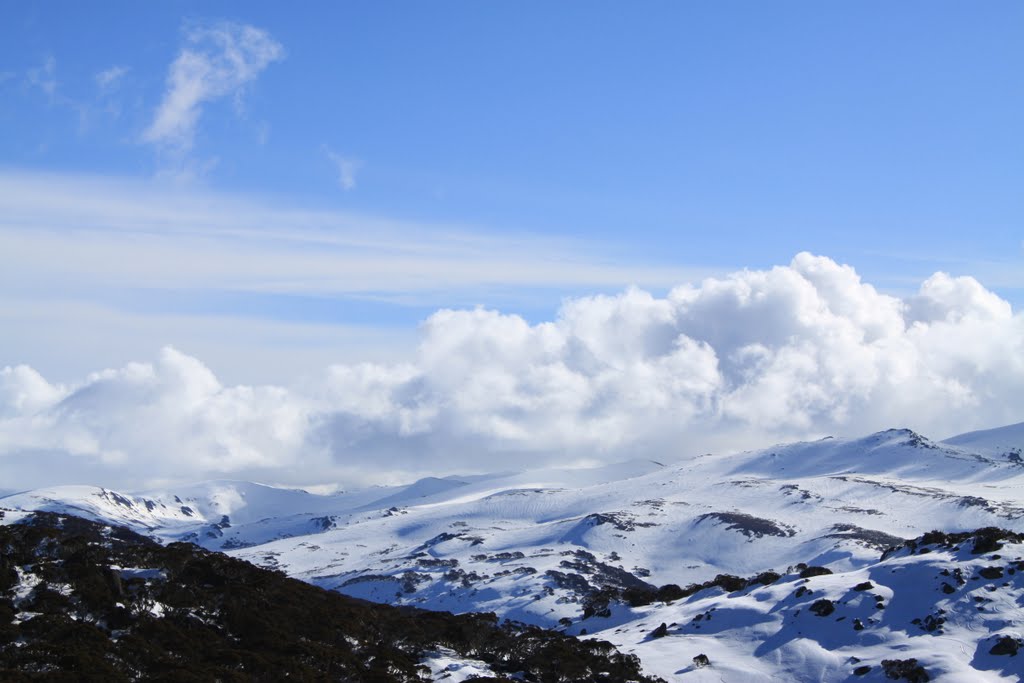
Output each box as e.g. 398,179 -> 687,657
809,599 -> 835,617
799,566 -> 833,579
881,658 -> 929,682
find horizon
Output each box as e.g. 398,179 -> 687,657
0,418 -> 1020,498
2,2 -> 1023,490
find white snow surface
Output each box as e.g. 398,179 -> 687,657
586,541 -> 1024,682
4,423 -> 1024,681
419,647 -> 504,681
944,420 -> 1024,459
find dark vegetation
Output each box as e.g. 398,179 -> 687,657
0,513 -> 662,682
825,524 -> 904,549
579,513 -> 658,533
989,634 -> 1022,656
798,565 -> 833,579
809,599 -> 835,617
543,549 -> 662,619
880,658 -> 929,682
883,527 -> 1024,559
622,570 -> 783,609
695,512 -> 796,539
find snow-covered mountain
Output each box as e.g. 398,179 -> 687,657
943,421 -> 1024,461
3,421 -> 1024,681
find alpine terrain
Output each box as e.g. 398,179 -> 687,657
3,421 -> 1024,681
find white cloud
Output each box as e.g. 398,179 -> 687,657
26,56 -> 57,98
143,22 -> 283,151
906,271 -> 1012,324
2,254 -> 1022,491
0,169 -> 715,390
0,295 -> 419,388
0,170 -> 706,300
22,58 -> 94,130
95,65 -> 129,93
324,147 -> 362,191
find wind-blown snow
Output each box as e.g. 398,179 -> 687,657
2,253 -> 1023,489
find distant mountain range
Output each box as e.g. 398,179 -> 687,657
3,421 -> 1024,681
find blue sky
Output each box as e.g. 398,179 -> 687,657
1,1 -> 1022,383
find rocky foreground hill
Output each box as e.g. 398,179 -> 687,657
0,512 -> 658,682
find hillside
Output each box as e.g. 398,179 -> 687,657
0,512 -> 658,682
581,527 -> 1024,681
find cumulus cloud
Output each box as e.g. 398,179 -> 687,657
0,348 -> 313,485
144,22 -> 283,151
2,254 -> 1023,490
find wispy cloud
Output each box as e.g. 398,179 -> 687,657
0,169 -> 716,385
22,58 -> 126,130
95,65 -> 129,93
0,171 -> 705,300
144,22 -> 284,152
324,147 -> 362,191
23,56 -> 95,131
26,56 -> 57,99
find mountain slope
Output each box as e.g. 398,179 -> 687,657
0,512 -> 659,682
4,423 -> 1024,680
943,420 -> 1024,461
583,527 -> 1024,681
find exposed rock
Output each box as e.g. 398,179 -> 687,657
697,512 -> 796,539
810,599 -> 835,617
989,634 -> 1022,656
881,658 -> 930,682
800,566 -> 833,579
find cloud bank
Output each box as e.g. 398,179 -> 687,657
2,253 -> 1022,490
